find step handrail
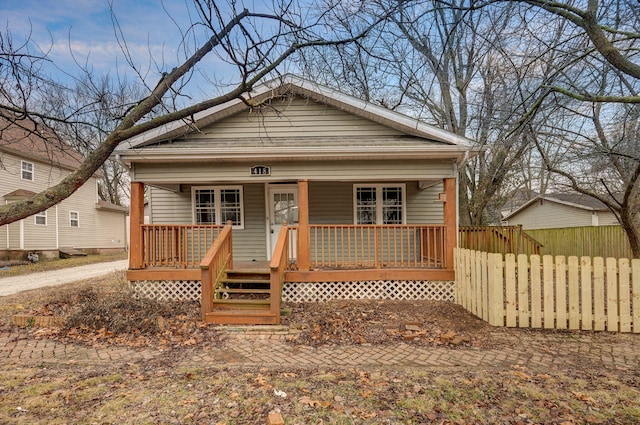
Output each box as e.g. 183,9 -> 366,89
200,221 -> 233,320
269,223 -> 289,324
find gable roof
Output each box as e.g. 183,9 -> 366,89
504,193 -> 612,220
115,75 -> 477,163
0,112 -> 85,171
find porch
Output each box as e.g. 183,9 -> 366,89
126,179 -> 458,324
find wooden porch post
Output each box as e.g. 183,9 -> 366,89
129,182 -> 145,269
298,179 -> 311,271
443,178 -> 457,269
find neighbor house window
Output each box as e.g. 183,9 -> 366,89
34,211 -> 47,226
21,161 -> 34,181
192,186 -> 244,228
354,184 -> 405,225
70,211 -> 80,228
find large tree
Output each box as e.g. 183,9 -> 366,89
0,0 -> 385,226
500,0 -> 640,256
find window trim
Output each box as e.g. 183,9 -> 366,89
21,160 -> 34,181
353,183 -> 407,225
69,211 -> 80,228
191,185 -> 244,229
34,210 -> 47,226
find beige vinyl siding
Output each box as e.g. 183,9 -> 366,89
133,159 -> 454,184
188,97 -> 403,140
0,152 -> 68,194
6,221 -> 21,249
57,180 -> 93,248
23,208 -> 56,249
57,179 -> 127,249
91,209 -> 127,248
507,200 -> 594,229
597,211 -> 619,226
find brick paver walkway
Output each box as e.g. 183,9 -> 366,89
1,327 -> 638,373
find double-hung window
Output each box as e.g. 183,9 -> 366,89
21,161 -> 34,181
354,184 -> 405,225
70,211 -> 80,228
34,211 -> 47,226
192,186 -> 244,228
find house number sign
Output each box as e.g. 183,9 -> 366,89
250,165 -> 271,176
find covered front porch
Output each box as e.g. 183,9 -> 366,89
126,178 -> 457,324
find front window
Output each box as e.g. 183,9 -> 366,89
70,211 -> 80,228
193,186 -> 244,228
21,161 -> 34,181
35,211 -> 47,226
354,184 -> 405,224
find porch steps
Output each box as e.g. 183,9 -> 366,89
207,268 -> 278,325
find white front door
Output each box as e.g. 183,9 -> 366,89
268,185 -> 298,258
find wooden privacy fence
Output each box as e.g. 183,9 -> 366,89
459,225 -> 542,256
455,248 -> 640,333
524,225 -> 632,259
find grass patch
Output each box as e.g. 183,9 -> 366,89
0,252 -> 126,278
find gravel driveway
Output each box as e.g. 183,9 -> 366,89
0,260 -> 128,296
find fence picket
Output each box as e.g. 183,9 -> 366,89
619,258 -> 631,333
555,256 -> 567,329
480,251 -> 488,321
543,256 -> 554,329
633,259 -> 640,333
487,253 -> 504,326
505,254 -> 517,327
568,256 -> 580,330
517,254 -> 529,328
606,258 -> 619,332
475,251 -> 483,318
593,257 -> 606,331
531,255 -> 542,328
581,257 -> 593,331
470,250 -> 478,316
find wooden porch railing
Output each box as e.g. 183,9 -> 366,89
459,225 -> 542,256
200,222 -> 233,320
287,224 -> 447,270
141,224 -> 224,268
269,224 -> 289,323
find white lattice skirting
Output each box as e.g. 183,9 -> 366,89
282,280 -> 456,303
129,279 -> 456,303
130,280 -> 201,301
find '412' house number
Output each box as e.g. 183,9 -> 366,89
250,165 -> 271,176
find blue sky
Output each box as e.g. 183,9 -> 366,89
1,0 -> 238,99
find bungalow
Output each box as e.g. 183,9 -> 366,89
115,75 -> 478,324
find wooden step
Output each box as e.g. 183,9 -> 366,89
213,299 -> 270,310
226,269 -> 270,280
221,278 -> 270,285
215,288 -> 271,294
205,309 -> 279,325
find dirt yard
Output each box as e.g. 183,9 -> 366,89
0,272 -> 639,424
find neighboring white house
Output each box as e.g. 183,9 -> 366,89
502,193 -> 619,229
1,114 -> 128,260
